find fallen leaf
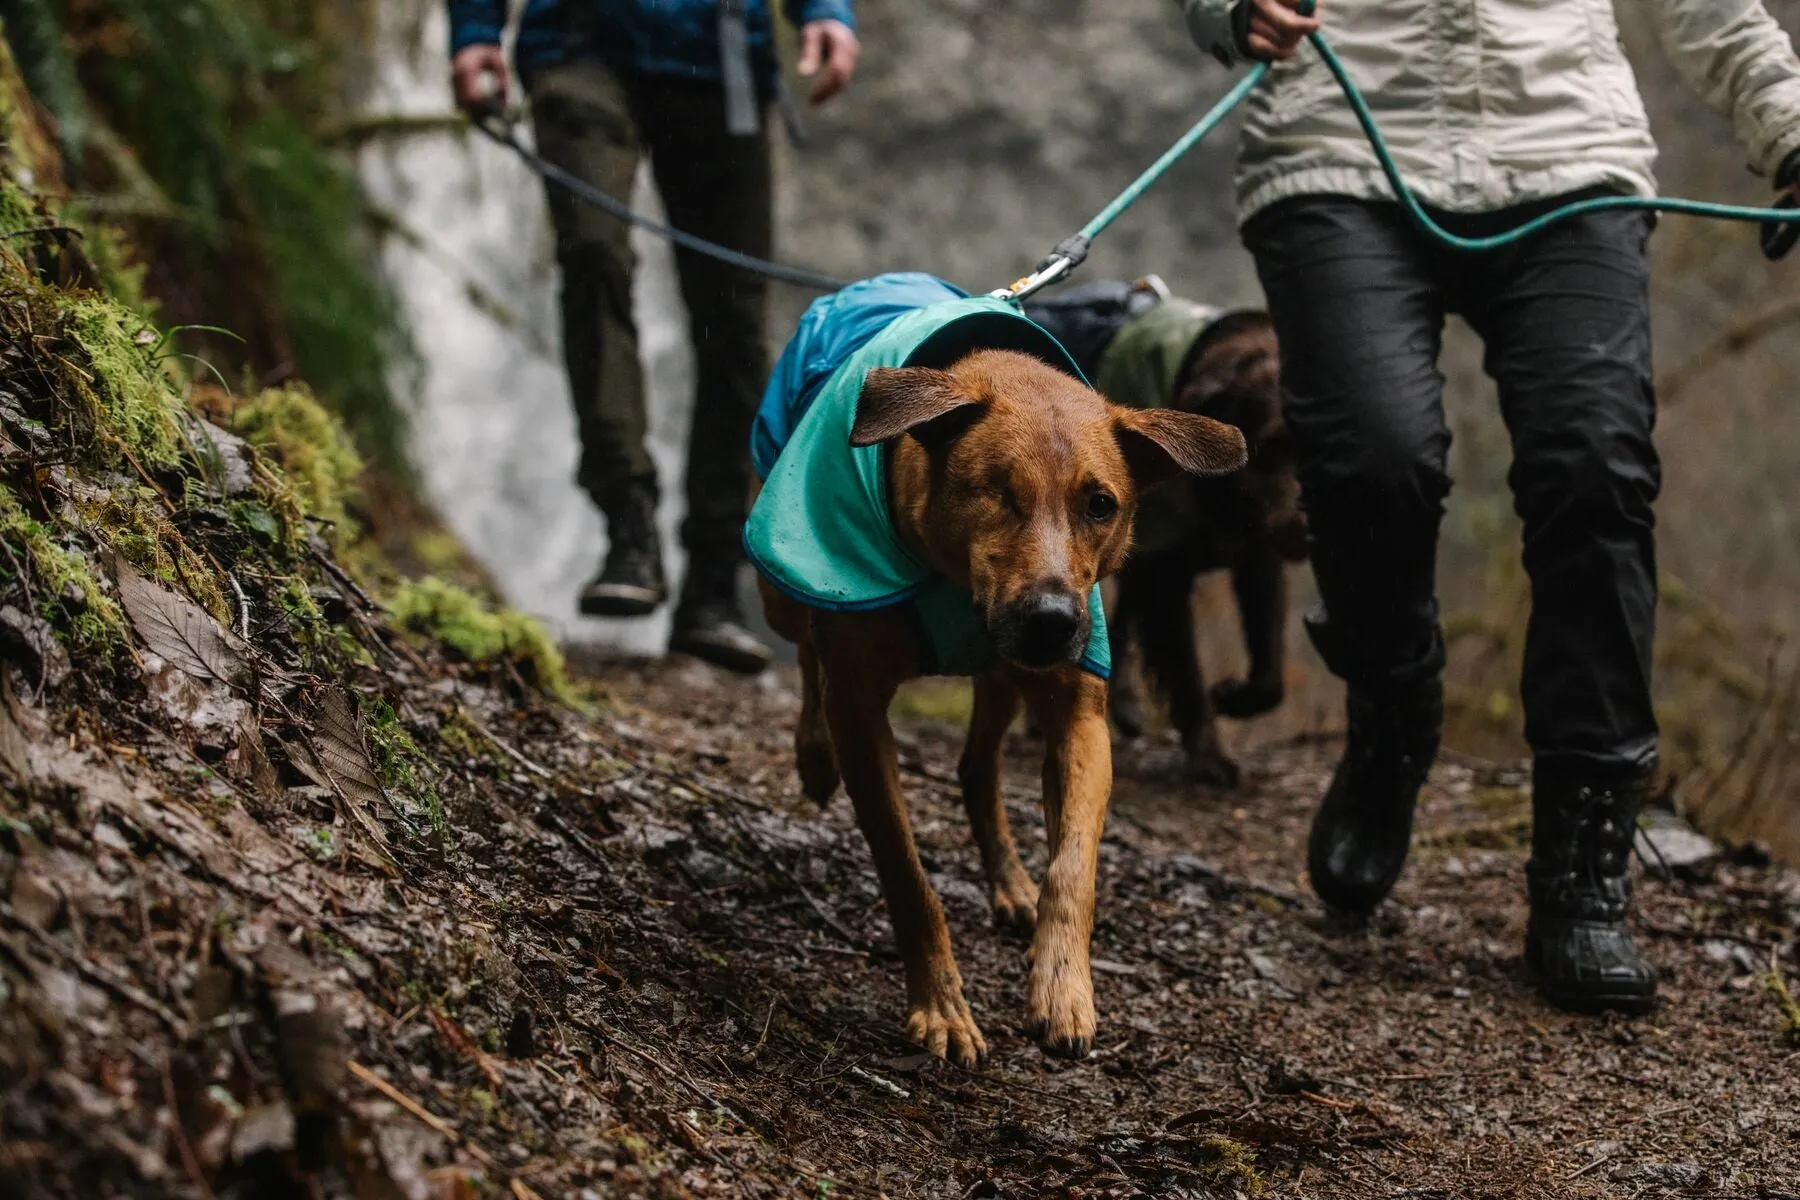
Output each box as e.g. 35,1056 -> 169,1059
115,559 -> 250,690
307,689 -> 400,877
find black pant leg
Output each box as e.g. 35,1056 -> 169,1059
638,76 -> 773,580
527,60 -> 655,502
1244,199 -> 1452,695
1460,211 -> 1660,774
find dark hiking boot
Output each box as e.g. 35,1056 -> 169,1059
1306,677 -> 1443,915
581,485 -> 666,617
1525,770 -> 1658,1014
670,559 -> 772,675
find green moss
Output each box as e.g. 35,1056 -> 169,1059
1766,969 -> 1800,1045
1193,1135 -> 1264,1195
386,576 -> 572,703
230,384 -> 363,544
62,297 -> 183,469
364,698 -> 444,835
0,482 -> 123,651
75,488 -> 228,623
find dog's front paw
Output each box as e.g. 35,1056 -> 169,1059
906,987 -> 988,1068
1211,675 -> 1283,719
1026,957 -> 1096,1060
795,735 -> 840,806
990,870 -> 1040,936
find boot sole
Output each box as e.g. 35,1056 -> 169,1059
580,585 -> 665,617
1535,980 -> 1658,1016
670,632 -> 773,675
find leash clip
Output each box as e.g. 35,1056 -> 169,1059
991,234 -> 1092,304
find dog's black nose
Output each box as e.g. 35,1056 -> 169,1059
1005,590 -> 1085,669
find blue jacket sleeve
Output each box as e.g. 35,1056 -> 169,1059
448,0 -> 507,54
784,0 -> 855,31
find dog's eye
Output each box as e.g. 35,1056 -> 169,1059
1087,491 -> 1118,522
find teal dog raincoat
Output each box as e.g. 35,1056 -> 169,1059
746,272 -> 1110,679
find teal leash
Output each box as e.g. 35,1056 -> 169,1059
1307,30 -> 1800,253
998,22 -> 1800,301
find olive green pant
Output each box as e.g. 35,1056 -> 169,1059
529,59 -> 771,570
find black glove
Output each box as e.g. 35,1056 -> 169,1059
1230,0 -> 1258,62
1760,146 -> 1800,262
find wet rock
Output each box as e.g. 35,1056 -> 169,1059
142,653 -> 249,749
0,605 -> 69,690
1640,812 -> 1719,879
189,418 -> 256,497
1701,940 -> 1761,975
1246,949 -> 1305,998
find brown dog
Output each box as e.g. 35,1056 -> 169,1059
751,323 -> 1244,1064
1107,311 -> 1308,785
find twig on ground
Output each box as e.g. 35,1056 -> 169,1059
1564,1151 -> 1616,1181
347,1059 -> 496,1168
309,540 -> 376,610
228,572 -> 250,640
849,1064 -> 910,1099
466,711 -> 553,779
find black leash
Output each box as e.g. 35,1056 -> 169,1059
472,114 -> 851,292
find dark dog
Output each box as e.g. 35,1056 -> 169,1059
747,274 -> 1246,1063
1029,280 -> 1306,785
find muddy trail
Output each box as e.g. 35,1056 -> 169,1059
12,624 -> 1800,1198
1,39 -> 1797,1197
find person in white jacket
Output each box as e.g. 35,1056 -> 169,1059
1176,0 -> 1800,1014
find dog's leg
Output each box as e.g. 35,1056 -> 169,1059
1211,545 -> 1288,719
759,576 -> 840,804
1138,563 -> 1239,787
1105,572 -> 1148,739
814,609 -> 986,1067
795,638 -> 840,804
1018,668 -> 1112,1059
958,672 -> 1037,934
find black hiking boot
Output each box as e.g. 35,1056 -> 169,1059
1306,677 -> 1443,915
581,484 -> 667,617
670,558 -> 772,675
1525,768 -> 1658,1014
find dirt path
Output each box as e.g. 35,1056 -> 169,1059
8,651 -> 1799,1199
508,659 -> 1800,1198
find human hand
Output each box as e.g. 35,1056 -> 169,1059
451,43 -> 510,117
1762,147 -> 1800,261
798,20 -> 860,105
1240,0 -> 1320,62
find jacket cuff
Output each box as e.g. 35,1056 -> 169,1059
449,19 -> 504,57
1777,143 -> 1800,190
788,0 -> 856,31
1181,0 -> 1244,67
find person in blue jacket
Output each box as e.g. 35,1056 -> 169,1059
447,0 -> 860,673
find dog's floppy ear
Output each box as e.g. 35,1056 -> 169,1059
851,367 -> 985,449
1113,407 -> 1248,487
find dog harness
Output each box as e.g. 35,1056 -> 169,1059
747,272 -> 1110,679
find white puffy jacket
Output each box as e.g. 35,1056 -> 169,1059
1177,0 -> 1800,222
